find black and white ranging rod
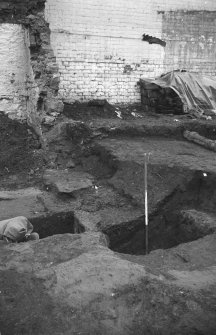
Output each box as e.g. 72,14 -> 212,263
144,153 -> 150,255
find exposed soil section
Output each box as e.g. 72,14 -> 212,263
31,212 -> 78,238
113,173 -> 216,254
1,106 -> 216,334
0,112 -> 44,189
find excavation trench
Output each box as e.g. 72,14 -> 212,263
28,158 -> 216,254
108,171 -> 216,255
30,212 -> 84,239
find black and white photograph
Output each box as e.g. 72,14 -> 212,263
0,1 -> 216,334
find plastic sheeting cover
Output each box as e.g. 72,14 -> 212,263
140,70 -> 216,117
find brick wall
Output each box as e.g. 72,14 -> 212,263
0,0 -> 63,121
0,24 -> 32,118
162,10 -> 216,75
45,0 -> 216,105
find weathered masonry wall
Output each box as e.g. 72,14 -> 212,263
0,24 -> 32,118
162,10 -> 216,75
45,0 -> 216,104
0,0 -> 63,120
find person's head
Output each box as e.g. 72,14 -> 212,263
25,232 -> 39,241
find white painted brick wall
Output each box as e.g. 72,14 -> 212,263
0,24 -> 33,118
45,0 -> 216,104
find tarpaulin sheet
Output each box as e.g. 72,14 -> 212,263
140,70 -> 216,117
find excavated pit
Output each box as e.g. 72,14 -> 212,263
110,171 -> 216,255
78,145 -> 216,255
30,212 -> 84,239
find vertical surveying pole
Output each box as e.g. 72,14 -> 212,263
144,153 -> 149,255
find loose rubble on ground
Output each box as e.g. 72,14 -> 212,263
1,88 -> 216,334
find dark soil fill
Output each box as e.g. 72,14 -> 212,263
30,212 -> 84,239
111,171 -> 216,255
63,101 -> 141,120
0,113 -> 42,174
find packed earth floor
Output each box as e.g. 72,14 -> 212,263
0,104 -> 216,335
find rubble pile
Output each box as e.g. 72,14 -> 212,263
140,82 -> 183,115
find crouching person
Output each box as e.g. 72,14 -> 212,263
0,216 -> 39,243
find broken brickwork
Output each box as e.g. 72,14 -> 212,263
140,81 -> 183,115
0,0 -> 63,121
